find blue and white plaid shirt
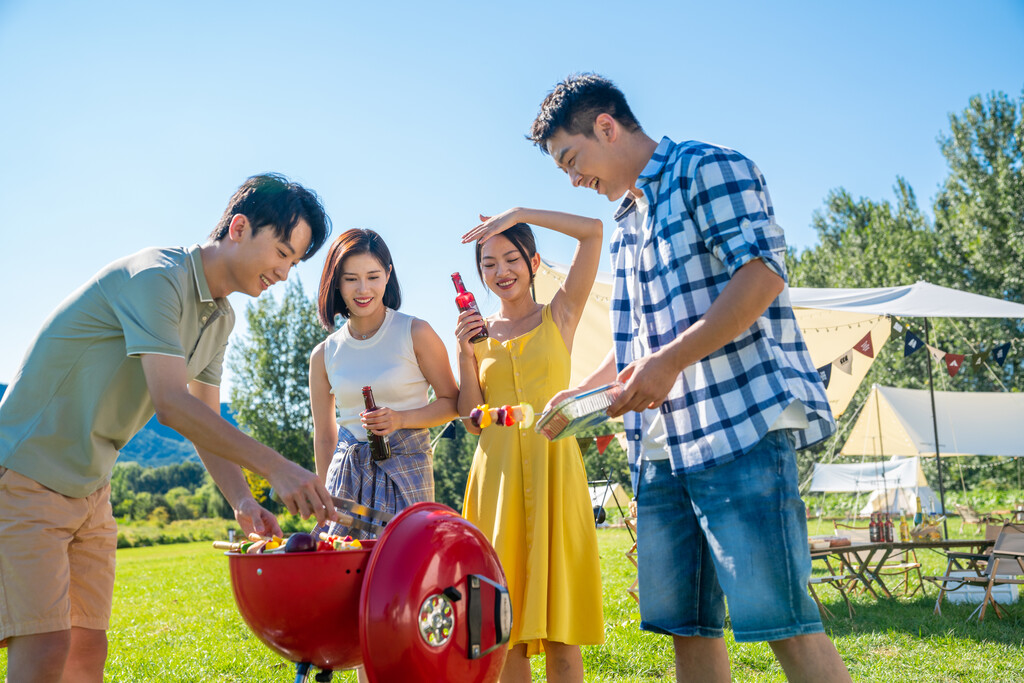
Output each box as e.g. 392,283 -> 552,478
611,137 -> 834,481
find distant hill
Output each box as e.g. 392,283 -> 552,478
1,382 -> 238,468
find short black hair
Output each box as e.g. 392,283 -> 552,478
528,73 -> 641,153
317,229 -> 402,329
209,173 -> 331,260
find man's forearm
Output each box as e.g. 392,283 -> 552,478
155,391 -> 282,478
660,259 -> 784,374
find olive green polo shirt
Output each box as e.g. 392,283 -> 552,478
0,245 -> 235,497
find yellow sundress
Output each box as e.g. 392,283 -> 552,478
462,304 -> 604,656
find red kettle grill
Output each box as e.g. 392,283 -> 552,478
227,502 -> 511,682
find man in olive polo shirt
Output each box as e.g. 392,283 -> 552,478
0,173 -> 339,683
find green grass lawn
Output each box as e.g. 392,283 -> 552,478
2,524 -> 1022,681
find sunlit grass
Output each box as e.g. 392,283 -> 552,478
2,525 -> 1022,681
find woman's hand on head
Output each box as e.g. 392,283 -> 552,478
461,209 -> 522,244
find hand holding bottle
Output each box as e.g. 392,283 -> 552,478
361,386 -> 392,462
455,308 -> 488,351
361,403 -> 402,437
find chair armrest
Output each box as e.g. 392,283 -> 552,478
991,550 -> 1024,559
945,551 -> 988,561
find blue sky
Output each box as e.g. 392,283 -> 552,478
1,1 -> 1022,394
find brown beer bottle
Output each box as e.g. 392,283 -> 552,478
362,385 -> 392,462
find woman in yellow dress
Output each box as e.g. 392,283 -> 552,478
455,208 -> 604,683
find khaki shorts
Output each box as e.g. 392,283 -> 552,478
0,466 -> 117,644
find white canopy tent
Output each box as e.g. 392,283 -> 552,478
809,456 -> 939,515
841,384 -> 1024,458
787,282 -> 1024,319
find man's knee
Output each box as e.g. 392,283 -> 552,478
67,627 -> 108,670
7,630 -> 73,680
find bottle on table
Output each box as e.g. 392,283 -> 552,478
899,514 -> 909,542
869,513 -> 879,542
451,272 -> 488,343
884,513 -> 894,543
914,497 -> 923,526
361,385 -> 392,462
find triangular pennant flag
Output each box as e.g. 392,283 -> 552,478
853,332 -> 875,358
992,342 -> 1011,366
439,421 -> 457,439
595,434 -> 615,455
577,437 -> 590,452
817,363 -> 833,389
889,318 -> 905,341
969,351 -> 990,372
614,432 -> 630,451
904,330 -> 923,357
944,353 -> 965,377
927,345 -> 946,363
834,351 -> 853,375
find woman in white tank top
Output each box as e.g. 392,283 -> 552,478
308,229 -> 458,538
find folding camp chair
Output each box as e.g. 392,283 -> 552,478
808,565 -> 856,619
833,521 -> 925,596
954,504 -> 1004,535
926,522 -> 1024,620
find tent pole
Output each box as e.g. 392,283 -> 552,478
923,318 -> 949,538
875,390 -> 890,515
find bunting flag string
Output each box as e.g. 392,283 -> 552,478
815,315 -> 1021,389
576,433 -> 624,454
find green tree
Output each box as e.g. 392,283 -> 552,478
932,88 -> 1024,394
430,421 -> 476,511
228,278 -> 328,500
787,87 -> 1024,493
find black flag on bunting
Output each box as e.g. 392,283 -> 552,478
439,421 -> 457,439
817,363 -> 832,389
992,342 -> 1011,366
904,330 -> 924,357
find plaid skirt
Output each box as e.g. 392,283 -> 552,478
317,425 -> 433,539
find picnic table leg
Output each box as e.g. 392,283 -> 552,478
845,548 -> 882,600
868,548 -> 896,598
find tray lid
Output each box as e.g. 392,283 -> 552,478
360,502 -> 511,683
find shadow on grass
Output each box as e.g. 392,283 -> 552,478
815,591 -> 1024,645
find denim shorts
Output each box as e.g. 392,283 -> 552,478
635,430 -> 823,642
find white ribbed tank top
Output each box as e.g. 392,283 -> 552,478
322,308 -> 429,440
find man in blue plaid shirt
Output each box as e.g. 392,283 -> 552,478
530,74 -> 850,682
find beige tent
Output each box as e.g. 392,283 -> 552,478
534,259 -> 887,416
534,259 -> 614,388
840,384 -> 1024,458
